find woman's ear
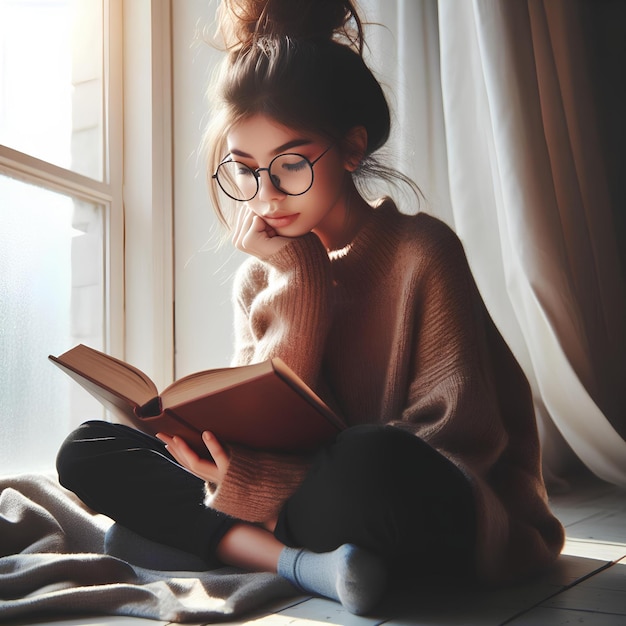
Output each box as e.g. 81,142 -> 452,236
342,126 -> 368,172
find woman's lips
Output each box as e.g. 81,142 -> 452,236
262,213 -> 299,229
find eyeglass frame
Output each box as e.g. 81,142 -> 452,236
212,144 -> 334,202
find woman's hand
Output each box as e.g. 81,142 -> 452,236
156,431 -> 230,486
231,204 -> 290,259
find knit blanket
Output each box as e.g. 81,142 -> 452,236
0,473 -> 299,622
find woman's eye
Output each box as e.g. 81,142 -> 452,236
235,165 -> 255,177
282,158 -> 308,172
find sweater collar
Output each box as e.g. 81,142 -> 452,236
329,197 -> 404,279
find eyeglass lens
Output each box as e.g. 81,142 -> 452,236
216,153 -> 314,201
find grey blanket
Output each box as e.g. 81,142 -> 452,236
0,474 -> 299,622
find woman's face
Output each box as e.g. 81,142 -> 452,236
225,114 -> 352,240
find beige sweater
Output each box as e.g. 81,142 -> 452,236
207,199 -> 564,584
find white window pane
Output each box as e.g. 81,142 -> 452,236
0,0 -> 104,181
0,174 -> 105,473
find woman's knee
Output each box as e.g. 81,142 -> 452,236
275,425 -> 474,553
56,420 -> 134,487
275,426 -> 420,548
331,424 -> 433,481
285,425 -> 426,500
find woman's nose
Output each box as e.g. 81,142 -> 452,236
257,169 -> 285,201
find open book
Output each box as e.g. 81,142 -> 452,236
49,344 -> 344,457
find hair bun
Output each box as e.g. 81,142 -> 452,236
219,0 -> 363,52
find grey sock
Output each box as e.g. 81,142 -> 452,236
104,523 -> 213,571
277,543 -> 387,615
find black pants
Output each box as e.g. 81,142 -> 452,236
56,421 -> 477,578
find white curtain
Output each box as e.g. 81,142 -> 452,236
363,0 -> 626,488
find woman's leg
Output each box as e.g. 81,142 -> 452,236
56,420 -> 236,560
215,520 -> 387,615
274,424 -> 477,580
57,420 -> 389,614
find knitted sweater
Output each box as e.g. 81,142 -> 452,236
207,199 -> 564,584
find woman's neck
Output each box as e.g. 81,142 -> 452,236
313,184 -> 373,252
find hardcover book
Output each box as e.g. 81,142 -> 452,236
50,344 -> 344,457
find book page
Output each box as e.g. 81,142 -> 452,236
161,360 -> 274,407
51,344 -> 158,404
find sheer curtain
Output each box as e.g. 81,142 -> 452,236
363,0 -> 626,488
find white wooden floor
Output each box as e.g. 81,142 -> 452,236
11,474 -> 626,625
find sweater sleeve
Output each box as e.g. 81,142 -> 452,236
205,234 -> 335,523
204,446 -> 313,522
385,222 -> 503,453
388,220 -> 564,582
231,232 -> 334,387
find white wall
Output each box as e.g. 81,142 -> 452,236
173,0 -> 245,377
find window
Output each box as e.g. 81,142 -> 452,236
0,0 -> 123,473
0,0 -> 104,176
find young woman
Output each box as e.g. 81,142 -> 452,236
56,0 -> 564,615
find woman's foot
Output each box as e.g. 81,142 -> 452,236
277,543 -> 387,615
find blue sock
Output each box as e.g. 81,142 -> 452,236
277,544 -> 387,615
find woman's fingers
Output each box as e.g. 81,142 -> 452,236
156,432 -> 224,484
231,205 -> 288,258
202,431 -> 231,480
231,204 -> 254,250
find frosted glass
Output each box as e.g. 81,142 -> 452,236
0,0 -> 104,180
0,175 -> 105,474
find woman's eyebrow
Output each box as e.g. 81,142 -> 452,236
272,139 -> 313,154
229,139 -> 313,159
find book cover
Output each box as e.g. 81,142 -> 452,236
50,344 -> 344,457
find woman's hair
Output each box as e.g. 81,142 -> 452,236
204,0 -> 418,226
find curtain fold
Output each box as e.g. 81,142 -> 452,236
363,0 -> 454,224
366,0 -> 626,487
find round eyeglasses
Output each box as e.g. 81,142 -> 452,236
212,145 -> 333,202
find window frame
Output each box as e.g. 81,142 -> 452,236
0,0 -> 124,358
122,0 -> 174,390
0,0 -> 175,386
